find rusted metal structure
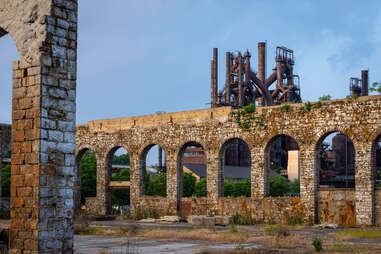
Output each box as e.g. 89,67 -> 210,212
211,42 -> 302,108
350,70 -> 369,97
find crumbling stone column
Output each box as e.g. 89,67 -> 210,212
95,152 -> 107,215
206,148 -> 218,215
251,146 -> 265,198
0,1 -> 78,252
128,153 -> 137,215
165,150 -> 178,214
355,141 -> 374,225
299,145 -> 316,222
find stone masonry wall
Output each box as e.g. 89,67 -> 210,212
76,95 -> 381,226
1,1 -> 77,252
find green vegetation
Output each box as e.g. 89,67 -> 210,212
145,172 -> 167,197
2,165 -> 10,197
183,172 -> 196,197
80,151 -> 97,204
370,82 -> 381,93
337,229 -> 381,239
346,94 -> 358,100
318,94 -> 332,101
112,153 -> 130,165
111,169 -> 130,206
195,178 -> 207,197
224,179 -> 250,197
286,212 -> 302,225
299,101 -> 312,115
269,175 -> 299,197
280,104 -> 291,112
233,103 -> 266,130
312,238 -> 323,252
231,213 -> 257,225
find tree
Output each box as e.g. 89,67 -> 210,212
1,165 -> 10,197
80,151 -> 97,204
145,172 -> 167,196
195,178 -> 207,197
318,95 -> 332,101
370,82 -> 381,94
183,172 -> 196,197
112,153 -> 130,165
269,175 -> 290,197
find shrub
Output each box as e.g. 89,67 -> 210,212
312,238 -> 323,252
280,104 -> 291,112
195,178 -> 207,197
243,103 -> 256,114
318,95 -> 331,101
286,213 -> 302,225
231,213 -> 256,225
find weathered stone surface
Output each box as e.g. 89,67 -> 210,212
76,95 -> 381,226
1,0 -> 77,252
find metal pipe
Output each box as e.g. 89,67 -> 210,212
225,52 -> 231,104
258,42 -> 266,83
361,70 -> 368,96
210,48 -> 218,107
238,53 -> 243,107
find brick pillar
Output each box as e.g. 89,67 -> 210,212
206,149 -> 218,215
10,1 -> 78,252
251,146 -> 265,198
355,142 -> 374,225
299,145 -> 316,222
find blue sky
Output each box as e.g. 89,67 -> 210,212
1,0 -> 381,126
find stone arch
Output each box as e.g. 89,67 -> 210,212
264,134 -> 300,197
74,147 -> 98,208
218,138 -> 251,197
177,141 -> 207,210
1,1 -> 78,252
315,130 -> 356,188
104,145 -> 130,214
139,143 -> 167,196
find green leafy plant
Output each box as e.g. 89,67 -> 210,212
346,94 -> 359,100
286,212 -> 303,225
370,82 -> 381,93
312,238 -> 323,252
308,215 -> 314,226
318,94 -> 332,101
280,104 -> 291,112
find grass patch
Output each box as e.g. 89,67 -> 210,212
81,226 -> 104,235
325,243 -> 381,253
142,228 -> 248,244
336,229 -> 381,239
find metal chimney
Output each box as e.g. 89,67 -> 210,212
361,70 -> 368,96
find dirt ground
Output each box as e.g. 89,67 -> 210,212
1,219 -> 381,253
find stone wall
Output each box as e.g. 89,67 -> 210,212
76,95 -> 381,226
1,1 -> 77,252
376,189 -> 381,226
318,189 -> 356,226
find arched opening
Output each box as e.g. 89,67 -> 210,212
106,146 -> 130,215
177,142 -> 207,212
140,144 -> 167,196
75,148 -> 97,209
265,135 -> 300,197
374,134 -> 381,188
218,138 -> 251,197
317,132 -> 355,188
0,32 -> 19,219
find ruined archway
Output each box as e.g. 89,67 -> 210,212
0,1 -> 78,252
75,148 -> 97,209
105,146 -> 130,214
139,144 -> 166,197
177,141 -> 207,213
218,138 -> 251,197
264,134 -> 300,197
